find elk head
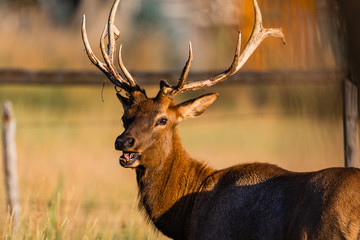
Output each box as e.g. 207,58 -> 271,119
81,0 -> 285,169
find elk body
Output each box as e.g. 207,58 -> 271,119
81,0 -> 360,239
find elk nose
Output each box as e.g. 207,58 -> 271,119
115,136 -> 135,150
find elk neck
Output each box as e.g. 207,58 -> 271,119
135,127 -> 215,239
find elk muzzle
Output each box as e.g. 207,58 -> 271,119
115,136 -> 135,150
115,135 -> 142,168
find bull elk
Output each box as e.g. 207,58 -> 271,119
81,0 -> 360,239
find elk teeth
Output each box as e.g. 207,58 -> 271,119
123,152 -> 135,161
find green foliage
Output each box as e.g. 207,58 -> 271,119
43,175 -> 65,240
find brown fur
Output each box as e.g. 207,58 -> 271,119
114,91 -> 360,240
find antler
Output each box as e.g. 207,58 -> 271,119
81,0 -> 140,92
161,0 -> 285,98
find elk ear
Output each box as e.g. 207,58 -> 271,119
176,93 -> 218,121
117,93 -> 132,111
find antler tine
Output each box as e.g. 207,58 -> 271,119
177,42 -> 193,89
107,0 -> 120,62
161,42 -> 193,97
107,0 -> 138,88
81,15 -> 102,68
81,0 -> 139,92
164,0 -> 285,97
100,24 -> 128,87
118,44 -> 138,87
82,15 -> 124,88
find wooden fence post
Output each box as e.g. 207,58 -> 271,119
2,101 -> 20,228
343,79 -> 360,167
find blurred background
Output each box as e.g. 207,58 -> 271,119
0,0 -> 354,239
0,0 -> 345,71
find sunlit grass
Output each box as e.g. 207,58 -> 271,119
0,83 -> 343,239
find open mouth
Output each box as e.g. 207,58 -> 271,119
119,151 -> 142,168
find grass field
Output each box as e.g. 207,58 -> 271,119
0,82 -> 343,239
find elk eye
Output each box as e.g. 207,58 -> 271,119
156,117 -> 168,126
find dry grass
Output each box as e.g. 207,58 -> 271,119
0,83 -> 343,239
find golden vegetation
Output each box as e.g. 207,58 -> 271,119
0,83 -> 343,239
